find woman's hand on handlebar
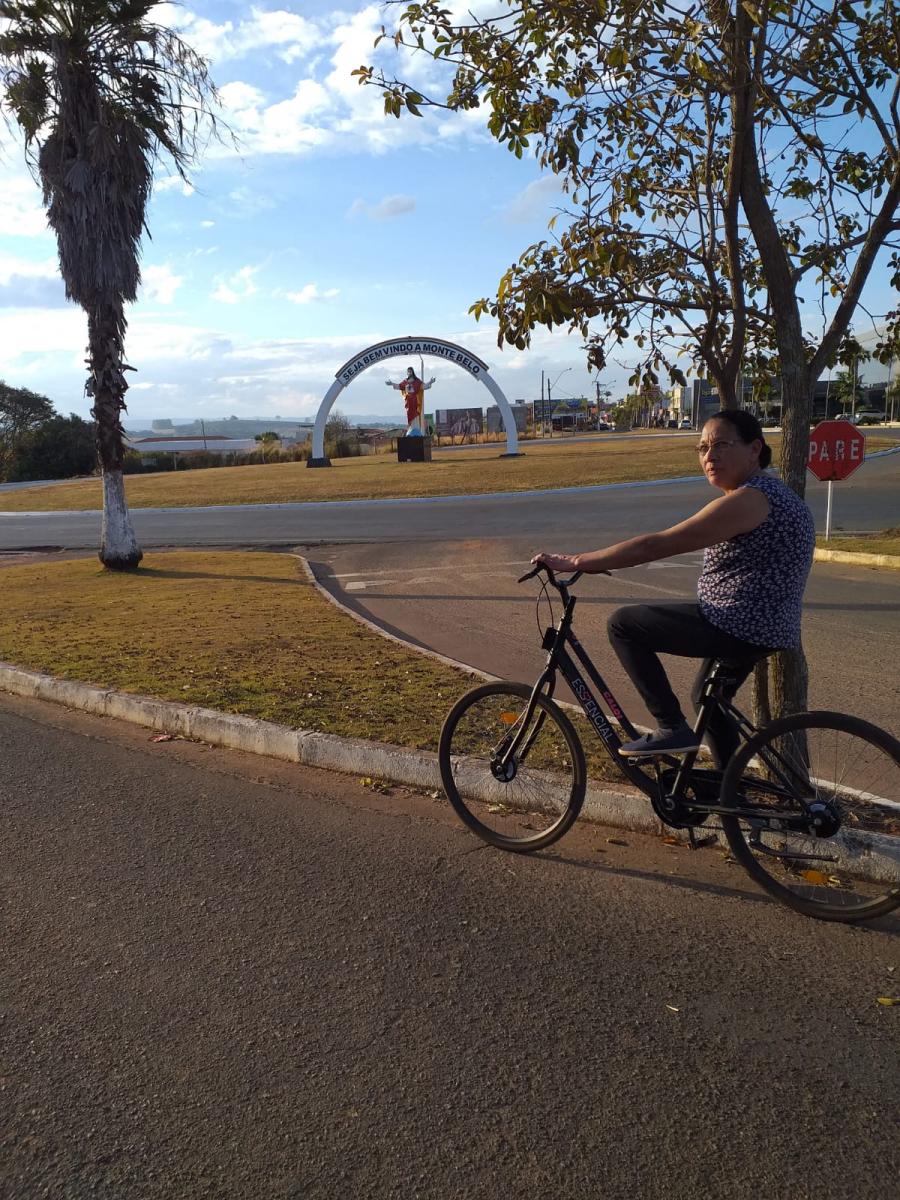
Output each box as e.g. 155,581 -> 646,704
531,551 -> 579,573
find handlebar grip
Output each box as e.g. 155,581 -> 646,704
517,566 -> 543,584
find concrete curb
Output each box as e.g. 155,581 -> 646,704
814,548 -> 900,570
2,657 -> 898,885
0,659 -> 648,831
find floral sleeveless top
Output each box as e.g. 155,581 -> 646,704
697,473 -> 815,649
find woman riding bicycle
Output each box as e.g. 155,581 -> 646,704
532,409 -> 815,766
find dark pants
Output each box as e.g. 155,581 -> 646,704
607,602 -> 770,767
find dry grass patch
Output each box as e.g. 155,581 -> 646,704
0,551 -> 475,749
2,431 -> 897,513
0,436 -> 705,511
0,549 -> 631,785
817,528 -> 900,557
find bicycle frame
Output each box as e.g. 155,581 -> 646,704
530,589 -> 658,796
507,579 -> 816,831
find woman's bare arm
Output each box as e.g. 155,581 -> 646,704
533,488 -> 770,574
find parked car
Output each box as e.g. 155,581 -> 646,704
595,421 -> 612,431
760,417 -> 779,428
850,411 -> 884,426
679,418 -> 692,429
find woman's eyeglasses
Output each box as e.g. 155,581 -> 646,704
696,439 -> 739,456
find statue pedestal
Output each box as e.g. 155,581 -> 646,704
397,436 -> 432,463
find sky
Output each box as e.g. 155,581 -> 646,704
0,0 -> 605,428
0,2 -> 896,428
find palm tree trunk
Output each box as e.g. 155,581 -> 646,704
87,302 -> 143,570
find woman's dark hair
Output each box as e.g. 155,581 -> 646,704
707,408 -> 772,469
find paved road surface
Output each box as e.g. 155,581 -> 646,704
310,543 -> 900,734
3,692 -> 898,1199
1,455 -> 896,729
0,452 -> 896,550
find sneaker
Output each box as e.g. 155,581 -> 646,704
618,725 -> 701,757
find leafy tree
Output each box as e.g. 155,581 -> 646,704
0,380 -> 54,474
324,409 -> 359,459
831,369 -> 862,415
6,412 -> 96,481
0,0 -> 221,568
362,0 -> 900,718
254,431 -> 281,444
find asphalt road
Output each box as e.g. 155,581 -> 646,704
3,692 -> 899,1199
0,451 -> 897,550
309,541 -> 900,735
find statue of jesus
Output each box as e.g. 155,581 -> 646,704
386,366 -> 435,436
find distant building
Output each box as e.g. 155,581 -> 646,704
126,418 -> 314,440
126,435 -> 258,461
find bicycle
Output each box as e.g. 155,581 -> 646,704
438,565 -> 900,923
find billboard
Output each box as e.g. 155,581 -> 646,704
435,407 -> 484,438
486,404 -> 528,434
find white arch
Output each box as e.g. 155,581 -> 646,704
308,336 -> 521,464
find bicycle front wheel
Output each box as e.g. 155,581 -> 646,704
720,711 -> 900,922
439,682 -> 586,852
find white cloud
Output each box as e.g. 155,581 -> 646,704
0,173 -> 51,238
212,264 -> 260,304
141,264 -> 184,304
284,284 -> 340,305
502,175 -> 564,223
223,186 -> 278,217
0,253 -> 64,308
220,77 -> 332,154
199,5 -> 490,160
154,174 -> 195,197
155,5 -> 324,67
350,194 -> 416,220
0,253 -> 59,284
0,307 -> 85,375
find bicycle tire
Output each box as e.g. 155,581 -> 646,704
439,682 -> 587,852
719,710 -> 900,923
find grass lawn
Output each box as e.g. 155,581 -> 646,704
6,430 -> 896,512
817,528 -> 900,557
0,551 -> 471,750
0,435 -> 705,511
0,549 -> 628,784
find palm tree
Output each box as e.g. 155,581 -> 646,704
0,0 -> 220,568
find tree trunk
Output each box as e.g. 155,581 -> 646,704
778,365 -> 812,499
751,659 -> 772,728
770,643 -> 810,721
87,302 -> 143,570
100,469 -> 143,569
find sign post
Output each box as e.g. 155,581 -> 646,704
806,419 -> 866,540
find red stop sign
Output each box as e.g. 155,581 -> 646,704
807,419 -> 866,482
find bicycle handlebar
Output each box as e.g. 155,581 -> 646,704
517,562 -> 612,589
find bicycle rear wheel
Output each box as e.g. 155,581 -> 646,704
720,711 -> 900,922
439,682 -> 586,852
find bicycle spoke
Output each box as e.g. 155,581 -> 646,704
439,683 -> 586,851
722,713 -> 900,921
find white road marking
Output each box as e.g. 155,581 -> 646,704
330,562 -> 525,578
331,555 -> 703,582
